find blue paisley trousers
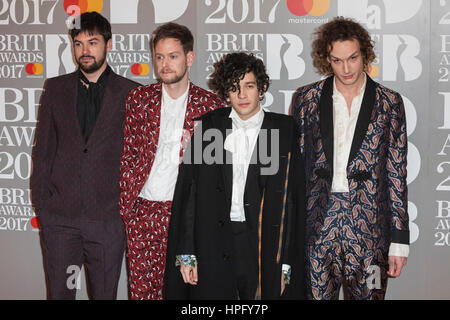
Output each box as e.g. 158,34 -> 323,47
307,193 -> 388,300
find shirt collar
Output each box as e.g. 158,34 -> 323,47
229,105 -> 264,129
78,65 -> 111,87
162,84 -> 189,104
162,84 -> 189,116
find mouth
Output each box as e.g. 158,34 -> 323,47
343,74 -> 353,80
80,56 -> 94,62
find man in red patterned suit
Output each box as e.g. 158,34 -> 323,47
119,22 -> 225,300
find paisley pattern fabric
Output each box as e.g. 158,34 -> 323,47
119,82 -> 225,300
290,76 -> 408,300
307,193 -> 388,300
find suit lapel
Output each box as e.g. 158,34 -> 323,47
62,71 -> 84,146
347,76 -> 376,166
143,82 -> 163,177
87,71 -> 122,146
245,111 -> 271,196
180,82 -> 197,157
218,110 -> 233,208
319,77 -> 334,171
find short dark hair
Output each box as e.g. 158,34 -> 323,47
208,52 -> 270,101
151,22 -> 194,55
69,11 -> 112,43
311,16 -> 375,76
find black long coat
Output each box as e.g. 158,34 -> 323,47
164,107 -> 306,299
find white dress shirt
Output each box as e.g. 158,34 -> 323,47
179,106 -> 290,277
331,74 -> 366,193
224,106 -> 265,222
224,106 -> 290,274
331,74 -> 409,258
139,85 -> 188,201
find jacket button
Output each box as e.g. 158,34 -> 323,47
223,254 -> 229,261
216,186 -> 223,192
83,148 -> 88,153
218,220 -> 224,227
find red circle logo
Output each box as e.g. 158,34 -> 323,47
131,64 -> 150,76
287,0 -> 330,17
30,217 -> 41,229
25,63 -> 44,75
63,0 -> 103,17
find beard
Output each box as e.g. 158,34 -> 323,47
157,64 -> 188,85
77,50 -> 107,74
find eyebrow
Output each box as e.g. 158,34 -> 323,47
155,51 -> 182,56
329,50 -> 359,60
74,37 -> 101,43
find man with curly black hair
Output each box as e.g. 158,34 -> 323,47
165,52 -> 306,299
290,17 -> 409,300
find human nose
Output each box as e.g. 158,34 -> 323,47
161,57 -> 169,68
343,61 -> 349,74
82,44 -> 89,55
238,87 -> 246,99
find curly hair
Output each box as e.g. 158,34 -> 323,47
208,52 -> 270,101
311,16 -> 376,76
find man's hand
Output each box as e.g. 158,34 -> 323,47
180,261 -> 198,285
387,256 -> 407,278
280,274 -> 285,295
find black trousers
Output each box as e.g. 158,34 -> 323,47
230,221 -> 258,300
40,213 -> 126,300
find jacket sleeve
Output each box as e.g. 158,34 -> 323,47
164,133 -> 198,299
172,130 -> 199,256
283,120 -> 307,299
31,79 -> 57,213
387,93 -> 409,245
118,87 -> 141,220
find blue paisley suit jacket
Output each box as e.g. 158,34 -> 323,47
290,75 -> 409,253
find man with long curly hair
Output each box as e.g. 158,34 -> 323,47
165,52 -> 306,299
290,17 -> 409,300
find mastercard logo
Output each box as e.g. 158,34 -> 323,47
131,64 -> 150,76
63,0 -> 103,17
287,0 -> 330,17
30,217 -> 40,229
25,63 -> 43,75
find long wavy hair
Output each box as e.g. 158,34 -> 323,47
311,16 -> 376,76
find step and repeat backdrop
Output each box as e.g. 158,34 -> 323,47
0,0 -> 449,299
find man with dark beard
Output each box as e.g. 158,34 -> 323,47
119,22 -> 225,300
31,12 -> 139,299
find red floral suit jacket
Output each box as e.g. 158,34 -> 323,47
119,82 -> 225,221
